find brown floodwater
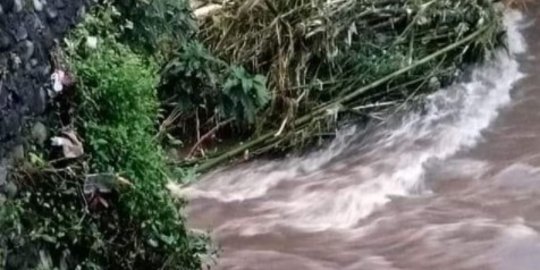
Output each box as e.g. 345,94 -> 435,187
179,5 -> 540,270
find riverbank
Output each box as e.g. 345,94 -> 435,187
181,7 -> 531,270
164,0 -> 506,172
1,0 -> 511,269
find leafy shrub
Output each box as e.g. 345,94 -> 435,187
159,41 -> 270,140
169,0 -> 505,166
0,5 -> 206,270
159,41 -> 224,114
69,9 -> 206,268
1,165 -> 112,270
220,66 -> 269,124
112,0 -> 196,58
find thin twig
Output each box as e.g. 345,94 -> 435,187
186,118 -> 234,159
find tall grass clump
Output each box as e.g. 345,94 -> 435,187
68,6 -> 206,269
0,4 -> 206,269
161,0 -> 506,171
112,0 -> 197,59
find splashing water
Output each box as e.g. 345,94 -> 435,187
178,10 -> 525,231
174,8 -> 540,270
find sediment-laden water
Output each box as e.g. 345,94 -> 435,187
179,6 -> 540,270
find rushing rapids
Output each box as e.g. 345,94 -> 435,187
173,6 -> 540,270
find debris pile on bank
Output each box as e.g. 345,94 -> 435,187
162,0 -> 505,171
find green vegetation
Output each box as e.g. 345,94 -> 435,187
1,0 -> 507,268
161,0 -> 505,171
1,2 -> 206,269
159,41 -> 270,143
113,0 -> 196,58
70,11 -> 206,268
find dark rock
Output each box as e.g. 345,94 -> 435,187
32,0 -> 44,11
8,90 -> 20,104
0,0 -> 15,13
0,85 -> 8,109
0,54 -> 8,67
54,0 -> 66,9
13,25 -> 28,42
45,6 -> 58,20
31,121 -> 48,145
27,14 -> 45,33
13,0 -> 22,12
10,54 -> 21,71
0,112 -> 21,140
17,40 -> 35,61
35,86 -> 47,113
39,27 -> 55,48
27,61 -> 50,81
50,14 -> 74,36
40,62 -> 51,76
0,0 -> 90,158
0,30 -> 12,51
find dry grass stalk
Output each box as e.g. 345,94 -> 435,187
167,0 -> 505,169
503,0 -> 534,9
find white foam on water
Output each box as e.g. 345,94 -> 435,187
495,222 -> 540,270
177,10 -> 527,233
170,126 -> 359,202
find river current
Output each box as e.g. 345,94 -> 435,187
176,5 -> 540,270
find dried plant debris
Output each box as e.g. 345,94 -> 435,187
164,0 -> 504,170
50,130 -> 84,159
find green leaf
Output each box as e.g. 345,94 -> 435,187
241,77 -> 253,94
223,78 -> 239,91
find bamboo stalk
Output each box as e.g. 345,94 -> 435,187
194,25 -> 489,173
301,25 -> 488,124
